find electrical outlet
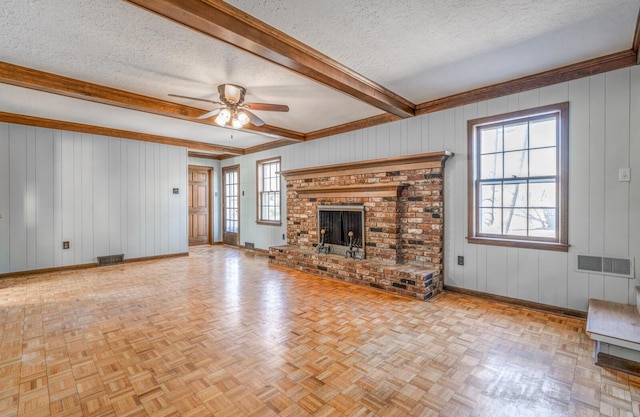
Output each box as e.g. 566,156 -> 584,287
63,241 -> 70,250
457,256 -> 464,266
619,168 -> 631,182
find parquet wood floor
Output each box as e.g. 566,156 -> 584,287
1,246 -> 638,417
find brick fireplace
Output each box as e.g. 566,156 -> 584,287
269,151 -> 452,301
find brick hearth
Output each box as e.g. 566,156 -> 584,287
269,246 -> 440,300
269,151 -> 452,301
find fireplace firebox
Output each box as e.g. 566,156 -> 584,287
317,205 -> 365,258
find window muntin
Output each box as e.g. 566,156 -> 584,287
224,168 -> 239,233
257,158 -> 281,224
468,103 -> 568,251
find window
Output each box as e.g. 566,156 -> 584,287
257,157 -> 281,225
467,102 -> 569,252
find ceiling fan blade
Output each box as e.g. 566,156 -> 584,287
197,108 -> 223,119
243,102 -> 289,112
168,93 -> 222,105
242,109 -> 265,127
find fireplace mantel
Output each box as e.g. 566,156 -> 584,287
296,183 -> 408,198
281,151 -> 452,180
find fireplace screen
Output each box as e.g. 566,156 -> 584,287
317,205 -> 365,257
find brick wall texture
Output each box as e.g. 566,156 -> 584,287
286,167 -> 444,267
270,161 -> 446,301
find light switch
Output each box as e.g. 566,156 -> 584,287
619,168 -> 631,182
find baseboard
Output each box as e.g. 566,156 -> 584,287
444,285 -> 587,319
0,262 -> 98,278
240,245 -> 270,257
0,252 -> 189,278
595,343 -> 640,377
124,252 -> 189,263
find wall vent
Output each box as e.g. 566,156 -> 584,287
97,254 -> 124,266
244,242 -> 255,250
576,254 -> 634,278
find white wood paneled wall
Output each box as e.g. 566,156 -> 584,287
224,66 -> 640,311
0,126 -> 188,273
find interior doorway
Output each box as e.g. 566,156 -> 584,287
188,166 -> 212,246
222,165 -> 240,246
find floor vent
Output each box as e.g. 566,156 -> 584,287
576,254 -> 634,278
244,242 -> 255,250
97,254 -> 124,266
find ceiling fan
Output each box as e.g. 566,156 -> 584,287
169,84 -> 289,129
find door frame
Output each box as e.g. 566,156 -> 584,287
222,164 -> 240,246
188,165 -> 213,245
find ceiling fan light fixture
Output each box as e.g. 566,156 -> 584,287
237,111 -> 250,126
231,116 -> 243,129
215,108 -> 231,126
171,83 -> 288,129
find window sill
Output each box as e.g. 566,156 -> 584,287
257,221 -> 282,227
466,236 -> 569,252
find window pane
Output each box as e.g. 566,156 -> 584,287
470,103 -> 567,247
528,181 -> 555,207
528,208 -> 556,238
258,159 -> 281,222
503,208 -> 528,236
503,182 -> 527,208
480,153 -> 503,179
480,126 -> 502,154
504,121 -> 528,151
479,183 -> 502,207
479,208 -> 502,235
529,117 -> 556,149
529,148 -> 556,176
504,151 -> 528,178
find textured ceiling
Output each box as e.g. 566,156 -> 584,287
0,0 -> 638,156
226,0 -> 638,102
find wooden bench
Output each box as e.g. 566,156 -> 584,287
586,287 -> 640,376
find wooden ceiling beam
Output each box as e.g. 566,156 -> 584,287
0,111 -> 245,155
416,50 -> 637,115
306,113 -> 401,141
188,151 -> 224,160
124,0 -> 415,119
0,61 -> 304,141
